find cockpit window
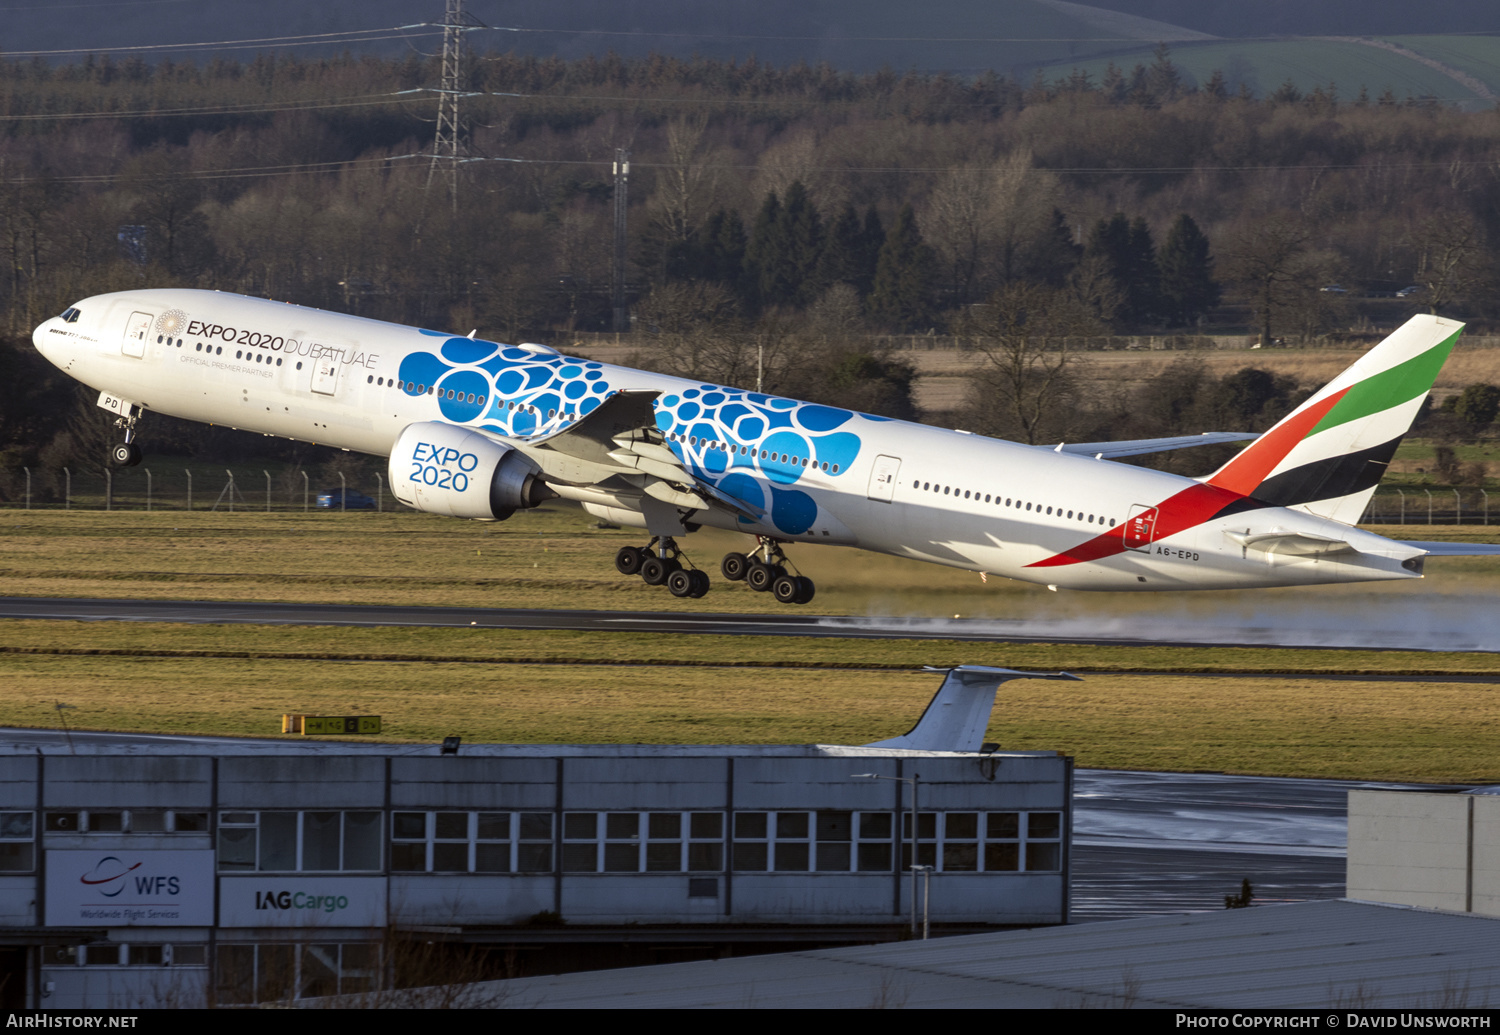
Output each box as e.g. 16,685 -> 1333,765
60,308 -> 81,323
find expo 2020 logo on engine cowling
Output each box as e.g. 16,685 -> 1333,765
388,421 -> 551,521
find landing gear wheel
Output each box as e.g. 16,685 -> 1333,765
772,574 -> 802,604
667,568 -> 695,597
111,442 -> 141,468
641,556 -> 679,586
615,546 -> 644,575
640,556 -> 667,585
793,576 -> 816,605
721,552 -> 749,582
745,562 -> 775,593
688,569 -> 711,598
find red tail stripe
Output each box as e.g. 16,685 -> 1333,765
1206,387 -> 1347,496
1027,481 -> 1246,568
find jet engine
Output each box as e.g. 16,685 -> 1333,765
389,421 -> 553,520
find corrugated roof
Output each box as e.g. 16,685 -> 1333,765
0,727 -> 1056,760
451,901 -> 1500,1009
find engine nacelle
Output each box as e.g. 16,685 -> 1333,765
389,421 -> 552,520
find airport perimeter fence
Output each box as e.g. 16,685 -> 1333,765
1,468 -> 1491,526
1364,488 -> 1494,526
0,466 -> 391,513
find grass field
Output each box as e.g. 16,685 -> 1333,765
3,510 -> 1500,781
899,344 -> 1500,417
1387,36 -> 1500,96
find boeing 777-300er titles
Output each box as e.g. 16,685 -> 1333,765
32,289 -> 1500,603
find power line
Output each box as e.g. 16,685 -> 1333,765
0,25 -> 442,58
8,19 -> 1500,61
1,92 -> 430,121
490,25 -> 1500,44
0,0 -> 196,9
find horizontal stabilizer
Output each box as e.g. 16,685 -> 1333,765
865,665 -> 1081,753
1224,528 -> 1354,556
1398,540 -> 1500,557
1047,432 -> 1257,459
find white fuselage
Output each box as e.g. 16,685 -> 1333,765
33,289 -> 1423,591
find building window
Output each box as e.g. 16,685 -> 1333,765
391,811 -> 553,873
216,942 -> 379,1006
887,811 -> 1063,873
38,809 -> 204,835
218,811 -> 382,873
0,812 -> 34,871
559,812 -> 725,873
731,811 -> 895,872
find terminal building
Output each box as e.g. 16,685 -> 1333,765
0,666 -> 1077,1009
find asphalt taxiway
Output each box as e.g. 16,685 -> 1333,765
4,594 -> 1498,652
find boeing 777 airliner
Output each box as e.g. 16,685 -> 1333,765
32,289 -> 1500,603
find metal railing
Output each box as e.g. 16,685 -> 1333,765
1363,488 -> 1492,526
0,467 -> 389,513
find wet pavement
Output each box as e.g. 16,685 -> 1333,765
1069,769 -> 1464,921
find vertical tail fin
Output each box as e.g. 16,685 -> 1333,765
1205,314 -> 1463,525
864,666 -> 1080,753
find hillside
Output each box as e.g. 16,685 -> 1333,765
1034,37 -> 1500,108
3,0 -> 1497,102
0,0 -> 1170,75
1064,1 -> 1500,38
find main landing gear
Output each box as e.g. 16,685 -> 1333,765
110,413 -> 142,468
615,537 -> 711,599
720,537 -> 815,605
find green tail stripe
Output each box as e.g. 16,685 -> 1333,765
1310,328 -> 1462,437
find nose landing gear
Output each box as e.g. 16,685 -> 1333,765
615,537 -> 710,598
110,414 -> 143,468
720,537 -> 815,605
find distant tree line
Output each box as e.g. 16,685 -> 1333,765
2,47 -> 1499,482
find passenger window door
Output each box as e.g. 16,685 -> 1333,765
122,311 -> 152,358
867,455 -> 901,503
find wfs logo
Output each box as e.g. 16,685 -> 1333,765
79,856 -> 178,897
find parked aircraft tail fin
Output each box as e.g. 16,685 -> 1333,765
864,666 -> 1080,753
1205,314 -> 1464,525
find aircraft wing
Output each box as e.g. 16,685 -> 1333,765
505,390 -> 766,519
1397,540 -> 1500,557
1044,432 -> 1258,459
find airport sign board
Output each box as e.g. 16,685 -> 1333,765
46,849 -> 214,926
218,876 -> 387,927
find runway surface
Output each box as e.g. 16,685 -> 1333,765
5,726 -> 1440,922
2,595 -> 1495,651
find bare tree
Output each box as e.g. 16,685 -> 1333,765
956,282 -> 1102,444
925,151 -> 1062,306
1411,209 -> 1485,316
926,165 -> 995,305
647,113 -> 721,267
1222,215 -> 1318,346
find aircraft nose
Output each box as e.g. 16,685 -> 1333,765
32,315 -> 68,367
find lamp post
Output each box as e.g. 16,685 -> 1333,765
912,864 -> 934,939
853,771 -> 921,936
